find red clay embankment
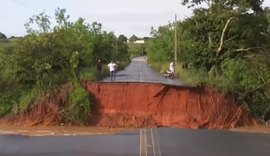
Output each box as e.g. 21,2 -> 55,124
0,82 -> 257,129
86,82 -> 257,129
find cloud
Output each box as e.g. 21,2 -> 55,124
84,11 -> 192,37
1,0 -> 192,37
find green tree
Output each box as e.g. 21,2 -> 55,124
129,34 -> 139,42
115,34 -> 128,59
146,0 -> 270,120
0,32 -> 7,39
0,8 -> 129,119
24,12 -> 51,34
146,24 -> 174,63
118,34 -> 128,43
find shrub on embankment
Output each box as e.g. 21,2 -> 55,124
64,83 -> 92,125
0,83 -> 92,126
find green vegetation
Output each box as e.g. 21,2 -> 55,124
128,42 -> 145,58
0,32 -> 7,39
2,1 -> 269,123
64,83 -> 91,125
0,8 -> 129,124
146,0 -> 270,121
12,88 -> 39,113
128,35 -> 149,59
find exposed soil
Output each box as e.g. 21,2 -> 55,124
0,82 -> 258,130
0,125 -> 127,136
86,82 -> 257,129
231,124 -> 270,133
0,83 -> 73,126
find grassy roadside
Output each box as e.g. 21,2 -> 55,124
230,124 -> 270,134
148,61 -> 195,86
149,61 -> 239,90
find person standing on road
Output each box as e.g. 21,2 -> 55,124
97,59 -> 102,72
96,59 -> 102,80
107,60 -> 117,81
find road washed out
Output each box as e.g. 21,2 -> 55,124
0,82 -> 257,130
87,82 -> 257,129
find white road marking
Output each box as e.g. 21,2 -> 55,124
144,129 -> 148,156
140,129 -> 142,156
139,129 -> 161,156
140,63 -> 143,82
154,130 -> 162,156
150,129 -> 156,156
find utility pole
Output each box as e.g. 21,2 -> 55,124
174,14 -> 177,65
115,37 -> 118,58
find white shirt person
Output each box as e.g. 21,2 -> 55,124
107,61 -> 117,81
169,61 -> 175,73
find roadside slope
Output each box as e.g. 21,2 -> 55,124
87,82 -> 257,129
0,82 -> 257,129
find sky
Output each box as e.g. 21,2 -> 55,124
1,0 -> 270,38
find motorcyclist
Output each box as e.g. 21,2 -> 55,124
164,60 -> 175,79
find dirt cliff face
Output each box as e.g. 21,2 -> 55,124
0,83 -> 73,126
0,82 -> 257,129
86,82 -> 256,129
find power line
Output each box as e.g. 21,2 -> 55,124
12,0 -> 38,12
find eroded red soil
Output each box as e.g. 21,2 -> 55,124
0,82 -> 257,129
86,82 -> 257,129
0,83 -> 73,126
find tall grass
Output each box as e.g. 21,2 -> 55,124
12,88 -> 39,113
64,83 -> 92,125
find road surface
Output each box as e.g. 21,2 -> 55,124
0,56 -> 270,156
103,56 -> 186,86
0,128 -> 270,156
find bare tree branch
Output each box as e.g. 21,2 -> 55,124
224,35 -> 239,43
217,17 -> 233,56
235,47 -> 263,52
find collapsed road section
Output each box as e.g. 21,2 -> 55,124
0,82 -> 257,129
87,82 -> 256,129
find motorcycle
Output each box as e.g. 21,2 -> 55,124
164,70 -> 175,79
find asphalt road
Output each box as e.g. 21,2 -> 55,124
103,56 -> 186,86
0,128 -> 270,156
0,57 -> 270,156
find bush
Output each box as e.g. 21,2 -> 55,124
0,95 -> 14,117
64,84 -> 92,125
245,90 -> 270,119
12,88 -> 39,113
128,42 -> 145,59
117,60 -> 130,71
79,68 -> 98,81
